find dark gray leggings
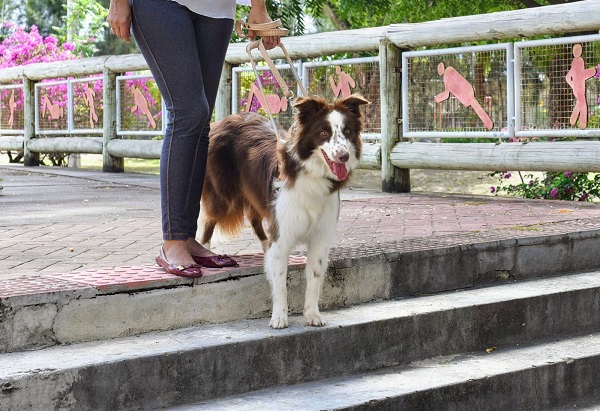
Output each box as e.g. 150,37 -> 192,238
130,0 -> 233,240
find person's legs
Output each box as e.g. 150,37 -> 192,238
185,15 -> 233,257
130,0 -> 232,266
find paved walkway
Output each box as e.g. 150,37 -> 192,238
2,164 -> 600,296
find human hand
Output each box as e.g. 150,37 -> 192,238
108,0 -> 132,43
248,0 -> 280,50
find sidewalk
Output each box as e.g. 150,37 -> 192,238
2,163 -> 600,292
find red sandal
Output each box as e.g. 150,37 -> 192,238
191,254 -> 238,268
155,246 -> 203,278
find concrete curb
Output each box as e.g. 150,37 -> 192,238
2,228 -> 600,353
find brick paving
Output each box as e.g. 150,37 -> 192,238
2,164 -> 600,296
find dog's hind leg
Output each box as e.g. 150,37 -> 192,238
248,207 -> 271,252
199,219 -> 216,250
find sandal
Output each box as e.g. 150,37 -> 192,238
191,254 -> 238,268
155,246 -> 203,278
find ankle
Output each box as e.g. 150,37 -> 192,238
164,239 -> 187,250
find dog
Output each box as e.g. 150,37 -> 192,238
200,94 -> 370,328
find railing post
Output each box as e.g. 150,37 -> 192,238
22,75 -> 39,166
102,67 -> 124,172
379,39 -> 410,193
215,61 -> 233,121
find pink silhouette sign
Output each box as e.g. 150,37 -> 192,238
8,89 -> 16,129
329,66 -> 356,98
244,82 -> 288,114
130,85 -> 157,129
82,84 -> 99,129
41,95 -> 64,120
434,62 -> 494,130
566,43 -> 597,129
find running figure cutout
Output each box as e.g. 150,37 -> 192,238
7,89 -> 16,129
329,66 -> 356,98
244,82 -> 288,114
566,43 -> 597,129
82,84 -> 99,129
434,62 -> 494,130
130,85 -> 157,129
41,95 -> 64,120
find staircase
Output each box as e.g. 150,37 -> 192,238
1,228 -> 600,410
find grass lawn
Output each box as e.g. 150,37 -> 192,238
79,154 -> 160,174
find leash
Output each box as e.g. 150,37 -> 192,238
235,19 -> 307,137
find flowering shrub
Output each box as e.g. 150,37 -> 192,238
1,21 -> 78,131
1,21 -> 160,141
489,171 -> 600,201
0,22 -> 77,67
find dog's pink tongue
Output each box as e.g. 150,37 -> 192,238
332,162 -> 348,181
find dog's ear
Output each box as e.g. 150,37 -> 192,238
338,94 -> 370,115
293,96 -> 329,115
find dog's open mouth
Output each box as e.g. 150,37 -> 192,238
321,150 -> 348,181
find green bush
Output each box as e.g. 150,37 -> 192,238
489,171 -> 600,201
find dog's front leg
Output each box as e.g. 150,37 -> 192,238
265,243 -> 290,328
304,240 -> 329,327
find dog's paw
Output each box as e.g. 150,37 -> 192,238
305,312 -> 326,327
269,314 -> 289,329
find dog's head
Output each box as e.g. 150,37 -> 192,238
290,94 -> 370,182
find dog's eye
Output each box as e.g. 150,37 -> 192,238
320,130 -> 329,138
344,129 -> 350,135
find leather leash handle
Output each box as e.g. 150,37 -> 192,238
246,39 -> 308,99
235,19 -> 289,39
239,19 -> 308,139
237,19 -> 307,98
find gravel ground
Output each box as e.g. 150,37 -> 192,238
349,168 -> 502,196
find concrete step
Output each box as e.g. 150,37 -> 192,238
3,227 -> 600,353
180,331 -> 600,411
1,270 -> 599,410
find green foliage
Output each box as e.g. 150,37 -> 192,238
24,0 -> 63,37
53,0 -> 108,57
490,171 -> 600,201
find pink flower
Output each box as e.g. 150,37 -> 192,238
564,172 -> 572,179
490,186 -> 496,194
550,188 -> 558,198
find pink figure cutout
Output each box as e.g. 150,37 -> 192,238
329,66 -> 356,98
130,85 -> 157,129
41,95 -> 64,120
82,84 -> 99,129
244,82 -> 288,114
566,43 -> 597,129
7,89 -> 16,129
434,62 -> 494,131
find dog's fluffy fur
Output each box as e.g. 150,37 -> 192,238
201,94 -> 370,328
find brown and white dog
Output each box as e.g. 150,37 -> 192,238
200,94 -> 370,328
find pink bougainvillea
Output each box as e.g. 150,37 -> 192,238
0,22 -> 77,68
0,21 -> 79,128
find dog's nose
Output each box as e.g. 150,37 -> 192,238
337,151 -> 349,163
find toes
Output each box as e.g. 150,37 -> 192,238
269,315 -> 289,329
305,313 -> 326,327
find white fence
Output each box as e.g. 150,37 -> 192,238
0,0 -> 599,191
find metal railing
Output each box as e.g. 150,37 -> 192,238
0,0 -> 599,192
